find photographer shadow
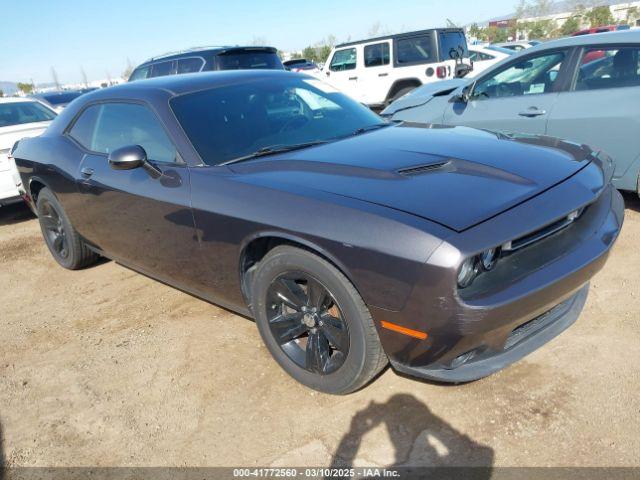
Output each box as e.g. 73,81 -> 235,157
330,394 -> 493,479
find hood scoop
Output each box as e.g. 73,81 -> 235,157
397,161 -> 450,176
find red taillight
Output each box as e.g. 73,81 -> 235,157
436,66 -> 447,79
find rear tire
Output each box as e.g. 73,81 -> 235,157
36,188 -> 98,270
252,246 -> 387,394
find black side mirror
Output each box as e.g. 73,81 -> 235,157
451,83 -> 474,103
108,145 -> 147,170
108,144 -> 162,178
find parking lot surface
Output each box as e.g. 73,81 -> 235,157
0,195 -> 638,468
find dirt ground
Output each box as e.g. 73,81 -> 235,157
0,194 -> 638,469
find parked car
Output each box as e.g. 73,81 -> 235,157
283,58 -> 320,73
467,45 -> 511,77
383,30 -> 640,195
12,71 -> 622,394
492,40 -> 540,52
573,25 -> 630,36
321,28 -> 472,108
32,89 -> 96,112
0,97 -> 56,206
128,46 -> 284,81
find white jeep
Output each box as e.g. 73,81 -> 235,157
321,28 -> 471,108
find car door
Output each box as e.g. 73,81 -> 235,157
546,45 -> 640,191
66,101 -> 198,285
323,46 -> 362,101
358,41 -> 393,105
442,49 -> 571,135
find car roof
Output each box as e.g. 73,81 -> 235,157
83,69 -> 301,99
336,27 -> 464,48
0,97 -> 40,104
138,46 -> 278,66
526,29 -> 640,51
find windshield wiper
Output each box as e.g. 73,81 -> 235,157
351,123 -> 392,136
221,140 -> 329,166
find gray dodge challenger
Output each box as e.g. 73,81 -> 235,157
11,70 -> 624,394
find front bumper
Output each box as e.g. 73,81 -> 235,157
370,171 -> 624,383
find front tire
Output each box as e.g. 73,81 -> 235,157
252,246 -> 387,394
36,188 -> 98,270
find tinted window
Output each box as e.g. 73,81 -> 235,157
216,51 -> 283,70
364,42 -> 390,67
177,57 -> 204,74
0,102 -> 56,127
150,61 -> 174,78
170,77 -> 382,165
72,103 -> 176,163
69,105 -> 100,147
438,31 -> 468,60
330,48 -> 357,71
576,47 -> 640,91
129,66 -> 150,81
474,51 -> 565,98
396,35 -> 437,65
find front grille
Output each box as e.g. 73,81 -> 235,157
503,207 -> 586,252
504,297 -> 572,349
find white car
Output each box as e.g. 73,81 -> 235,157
0,97 -> 56,206
467,45 -> 512,77
321,28 -> 472,108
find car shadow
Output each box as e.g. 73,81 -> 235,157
0,202 -> 35,226
622,191 -> 640,212
0,419 -> 6,480
329,393 -> 493,478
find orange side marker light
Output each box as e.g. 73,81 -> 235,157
380,321 -> 428,340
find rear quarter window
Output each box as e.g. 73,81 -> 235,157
395,34 -> 437,66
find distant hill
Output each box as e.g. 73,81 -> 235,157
0,81 -> 18,96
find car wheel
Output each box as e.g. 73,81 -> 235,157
252,245 -> 388,394
36,187 -> 99,270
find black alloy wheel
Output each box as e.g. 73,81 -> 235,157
266,272 -> 350,375
39,198 -> 69,260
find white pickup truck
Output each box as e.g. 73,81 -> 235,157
0,97 -> 56,206
321,28 -> 472,109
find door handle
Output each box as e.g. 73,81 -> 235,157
348,76 -> 358,81
518,108 -> 547,117
80,167 -> 94,177
378,73 -> 389,77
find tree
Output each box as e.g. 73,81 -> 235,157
468,23 -> 483,40
50,67 -> 60,90
122,58 -> 134,80
17,82 -> 34,94
80,67 -> 89,88
585,6 -> 614,27
560,15 -> 581,36
626,6 -> 639,26
484,26 -> 509,43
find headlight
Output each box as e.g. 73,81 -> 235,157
480,248 -> 498,271
458,247 -> 502,288
457,257 -> 479,288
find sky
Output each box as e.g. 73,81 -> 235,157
1,0 -> 516,84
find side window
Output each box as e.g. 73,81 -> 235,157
396,35 -> 437,65
129,66 -> 150,81
469,51 -> 479,62
330,48 -> 357,71
438,31 -> 468,61
480,52 -> 495,61
73,103 -> 176,163
177,57 -> 204,74
576,47 -> 640,91
364,43 -> 390,67
474,51 -> 566,99
68,105 -> 101,148
150,61 -> 174,78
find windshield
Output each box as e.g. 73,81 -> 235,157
0,101 -> 56,127
216,51 -> 283,70
170,76 -> 383,165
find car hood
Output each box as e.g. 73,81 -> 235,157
230,124 -> 595,232
381,79 -> 468,116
